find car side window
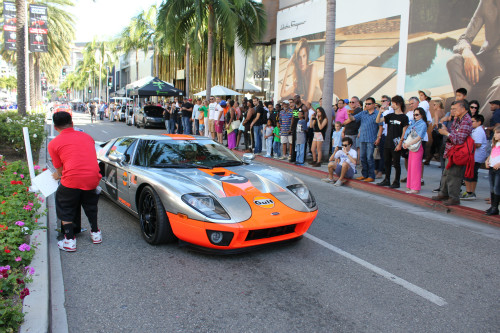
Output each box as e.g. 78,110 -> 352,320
135,140 -> 180,167
108,138 -> 137,163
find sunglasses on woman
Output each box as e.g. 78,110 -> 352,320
414,113 -> 421,116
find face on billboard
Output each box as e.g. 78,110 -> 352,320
297,48 -> 308,72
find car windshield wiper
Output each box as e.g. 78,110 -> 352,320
211,161 -> 243,167
151,163 -> 212,169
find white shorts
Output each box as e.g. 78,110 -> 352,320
313,132 -> 324,142
281,135 -> 293,144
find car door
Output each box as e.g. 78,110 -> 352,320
105,138 -> 138,209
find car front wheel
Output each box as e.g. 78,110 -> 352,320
138,186 -> 176,245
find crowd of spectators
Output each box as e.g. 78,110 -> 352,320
76,88 -> 500,216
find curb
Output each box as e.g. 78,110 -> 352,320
233,151 -> 500,228
20,130 -> 69,333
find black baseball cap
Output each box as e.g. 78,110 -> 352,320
489,100 -> 500,105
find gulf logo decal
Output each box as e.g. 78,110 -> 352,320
253,196 -> 274,209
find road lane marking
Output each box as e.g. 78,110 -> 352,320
304,233 -> 448,306
101,130 -> 108,134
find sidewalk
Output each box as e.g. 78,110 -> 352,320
232,150 -> 500,227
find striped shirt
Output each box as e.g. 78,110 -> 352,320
353,110 -> 381,143
279,109 -> 293,135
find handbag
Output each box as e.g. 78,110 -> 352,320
373,146 -> 380,160
231,120 -> 241,130
238,117 -> 245,131
404,128 -> 421,152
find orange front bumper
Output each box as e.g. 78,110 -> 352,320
167,208 -> 317,251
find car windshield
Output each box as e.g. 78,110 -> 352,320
144,106 -> 164,117
135,139 -> 243,168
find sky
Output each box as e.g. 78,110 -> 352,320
69,0 -> 162,43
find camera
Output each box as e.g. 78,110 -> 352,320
437,123 -> 443,129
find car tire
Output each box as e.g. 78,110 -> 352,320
138,186 -> 176,245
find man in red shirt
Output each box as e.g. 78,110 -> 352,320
48,111 -> 102,252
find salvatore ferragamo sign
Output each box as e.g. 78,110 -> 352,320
280,20 -> 306,31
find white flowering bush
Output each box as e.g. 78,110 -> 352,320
0,111 -> 46,157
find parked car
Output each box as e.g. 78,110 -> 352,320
135,105 -> 165,129
95,135 -> 318,252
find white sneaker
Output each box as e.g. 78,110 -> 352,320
334,179 -> 343,187
321,178 -> 334,183
58,237 -> 76,252
90,230 -> 102,244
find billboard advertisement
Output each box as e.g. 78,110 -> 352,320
275,0 -> 409,104
405,0 -> 497,120
3,1 -> 17,51
28,4 -> 48,52
275,0 -> 497,122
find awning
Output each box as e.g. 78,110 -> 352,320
127,76 -> 184,97
194,85 -> 242,97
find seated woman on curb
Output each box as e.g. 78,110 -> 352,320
402,107 -> 428,194
322,137 -> 357,186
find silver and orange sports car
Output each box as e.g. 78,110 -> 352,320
96,134 -> 318,253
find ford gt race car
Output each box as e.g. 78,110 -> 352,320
96,134 -> 318,252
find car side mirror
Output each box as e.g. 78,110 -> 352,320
242,153 -> 255,163
109,154 -> 125,164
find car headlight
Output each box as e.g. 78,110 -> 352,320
181,193 -> 230,220
146,117 -> 155,121
287,184 -> 316,208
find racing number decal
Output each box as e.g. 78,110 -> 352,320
253,196 -> 275,209
214,174 -> 249,184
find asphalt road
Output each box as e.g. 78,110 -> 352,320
56,112 -> 500,332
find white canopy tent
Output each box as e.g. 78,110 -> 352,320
194,85 -> 242,97
110,97 -> 132,101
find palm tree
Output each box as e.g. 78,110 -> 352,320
16,0 -> 27,115
2,0 -> 75,108
157,0 -> 266,99
135,5 -> 160,76
94,40 -> 115,100
321,0 -> 336,158
118,17 -> 147,83
36,0 -> 75,104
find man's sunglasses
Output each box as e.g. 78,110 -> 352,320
365,103 -> 373,105
381,99 -> 389,102
349,101 -> 355,104
342,144 -> 349,147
